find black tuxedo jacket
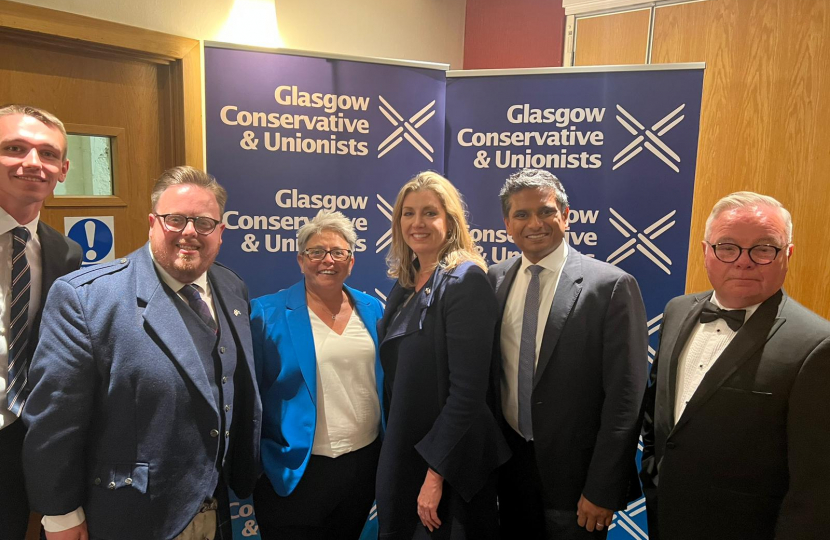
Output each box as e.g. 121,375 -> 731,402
640,290 -> 830,540
489,249 -> 648,510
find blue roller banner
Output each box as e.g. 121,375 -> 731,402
445,66 -> 705,540
204,45 -> 447,539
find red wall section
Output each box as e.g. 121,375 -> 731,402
463,0 -> 566,69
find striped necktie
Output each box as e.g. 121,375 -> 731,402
7,227 -> 31,415
180,284 -> 218,333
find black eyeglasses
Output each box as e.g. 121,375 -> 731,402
302,248 -> 353,262
707,242 -> 784,265
154,214 -> 222,235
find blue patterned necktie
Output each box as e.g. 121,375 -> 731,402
180,284 -> 217,333
7,227 -> 31,415
518,265 -> 543,441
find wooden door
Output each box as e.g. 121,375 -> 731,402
0,0 -> 203,259
0,33 -> 168,257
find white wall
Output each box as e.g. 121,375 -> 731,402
274,0 -> 466,68
14,0 -> 466,68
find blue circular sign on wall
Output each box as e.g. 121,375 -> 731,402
67,218 -> 114,265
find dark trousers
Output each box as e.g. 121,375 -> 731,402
498,427 -> 607,540
0,419 -> 30,540
254,437 -> 381,540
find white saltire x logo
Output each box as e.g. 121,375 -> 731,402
607,208 -> 676,274
377,97 -> 436,162
613,104 -> 686,173
375,194 -> 394,253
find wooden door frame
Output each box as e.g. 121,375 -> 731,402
0,0 -> 204,169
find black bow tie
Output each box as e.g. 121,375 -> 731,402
699,301 -> 746,331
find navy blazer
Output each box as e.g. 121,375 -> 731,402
251,280 -> 384,497
376,261 -> 510,513
489,249 -> 648,510
22,245 -> 262,540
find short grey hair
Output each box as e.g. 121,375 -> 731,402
499,168 -> 569,217
151,166 -> 228,214
705,191 -> 793,244
297,210 -> 357,252
0,104 -> 68,159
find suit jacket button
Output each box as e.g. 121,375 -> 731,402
94,477 -> 101,486
124,478 -> 132,486
210,429 -> 220,437
108,481 -> 116,490
219,346 -> 226,354
666,442 -> 677,449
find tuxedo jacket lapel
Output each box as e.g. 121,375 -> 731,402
672,290 -> 786,434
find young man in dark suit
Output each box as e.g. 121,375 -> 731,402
0,104 -> 82,539
640,192 -> 830,539
489,169 -> 648,539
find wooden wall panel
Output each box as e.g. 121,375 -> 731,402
464,0 -> 566,69
653,0 -> 830,319
574,9 -> 650,66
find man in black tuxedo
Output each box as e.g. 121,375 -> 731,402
0,104 -> 82,539
640,191 -> 830,539
489,169 -> 648,539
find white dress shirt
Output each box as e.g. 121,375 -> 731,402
309,309 -> 380,457
0,210 -> 42,430
500,242 -> 568,437
674,293 -> 761,424
43,246 -> 215,532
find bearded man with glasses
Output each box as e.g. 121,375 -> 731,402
640,191 -> 830,540
23,166 -> 261,540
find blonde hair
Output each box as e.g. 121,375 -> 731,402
386,171 -> 486,288
705,191 -> 792,244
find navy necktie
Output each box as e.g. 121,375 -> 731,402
518,265 -> 543,441
7,227 -> 31,415
180,284 -> 217,333
699,301 -> 745,331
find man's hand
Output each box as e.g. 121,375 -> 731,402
46,522 -> 88,540
577,494 -> 614,532
417,468 -> 444,532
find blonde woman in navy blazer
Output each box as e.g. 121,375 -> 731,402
251,211 -> 384,540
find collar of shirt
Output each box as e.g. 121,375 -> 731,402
709,292 -> 761,323
147,243 -> 209,295
520,240 -> 568,275
0,207 -> 39,238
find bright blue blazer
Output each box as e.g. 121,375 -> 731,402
251,280 -> 384,496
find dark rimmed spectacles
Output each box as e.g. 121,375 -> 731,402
707,242 -> 784,265
303,248 -> 352,262
154,214 -> 222,235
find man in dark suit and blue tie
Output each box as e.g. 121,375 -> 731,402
0,104 -> 82,539
23,166 -> 262,540
640,192 -> 830,539
489,169 -> 648,539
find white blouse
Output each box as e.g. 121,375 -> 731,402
308,309 -> 380,457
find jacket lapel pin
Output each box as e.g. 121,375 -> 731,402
233,309 -> 241,316
425,287 -> 431,295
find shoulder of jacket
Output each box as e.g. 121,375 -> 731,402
211,260 -> 245,284
62,257 -> 131,287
